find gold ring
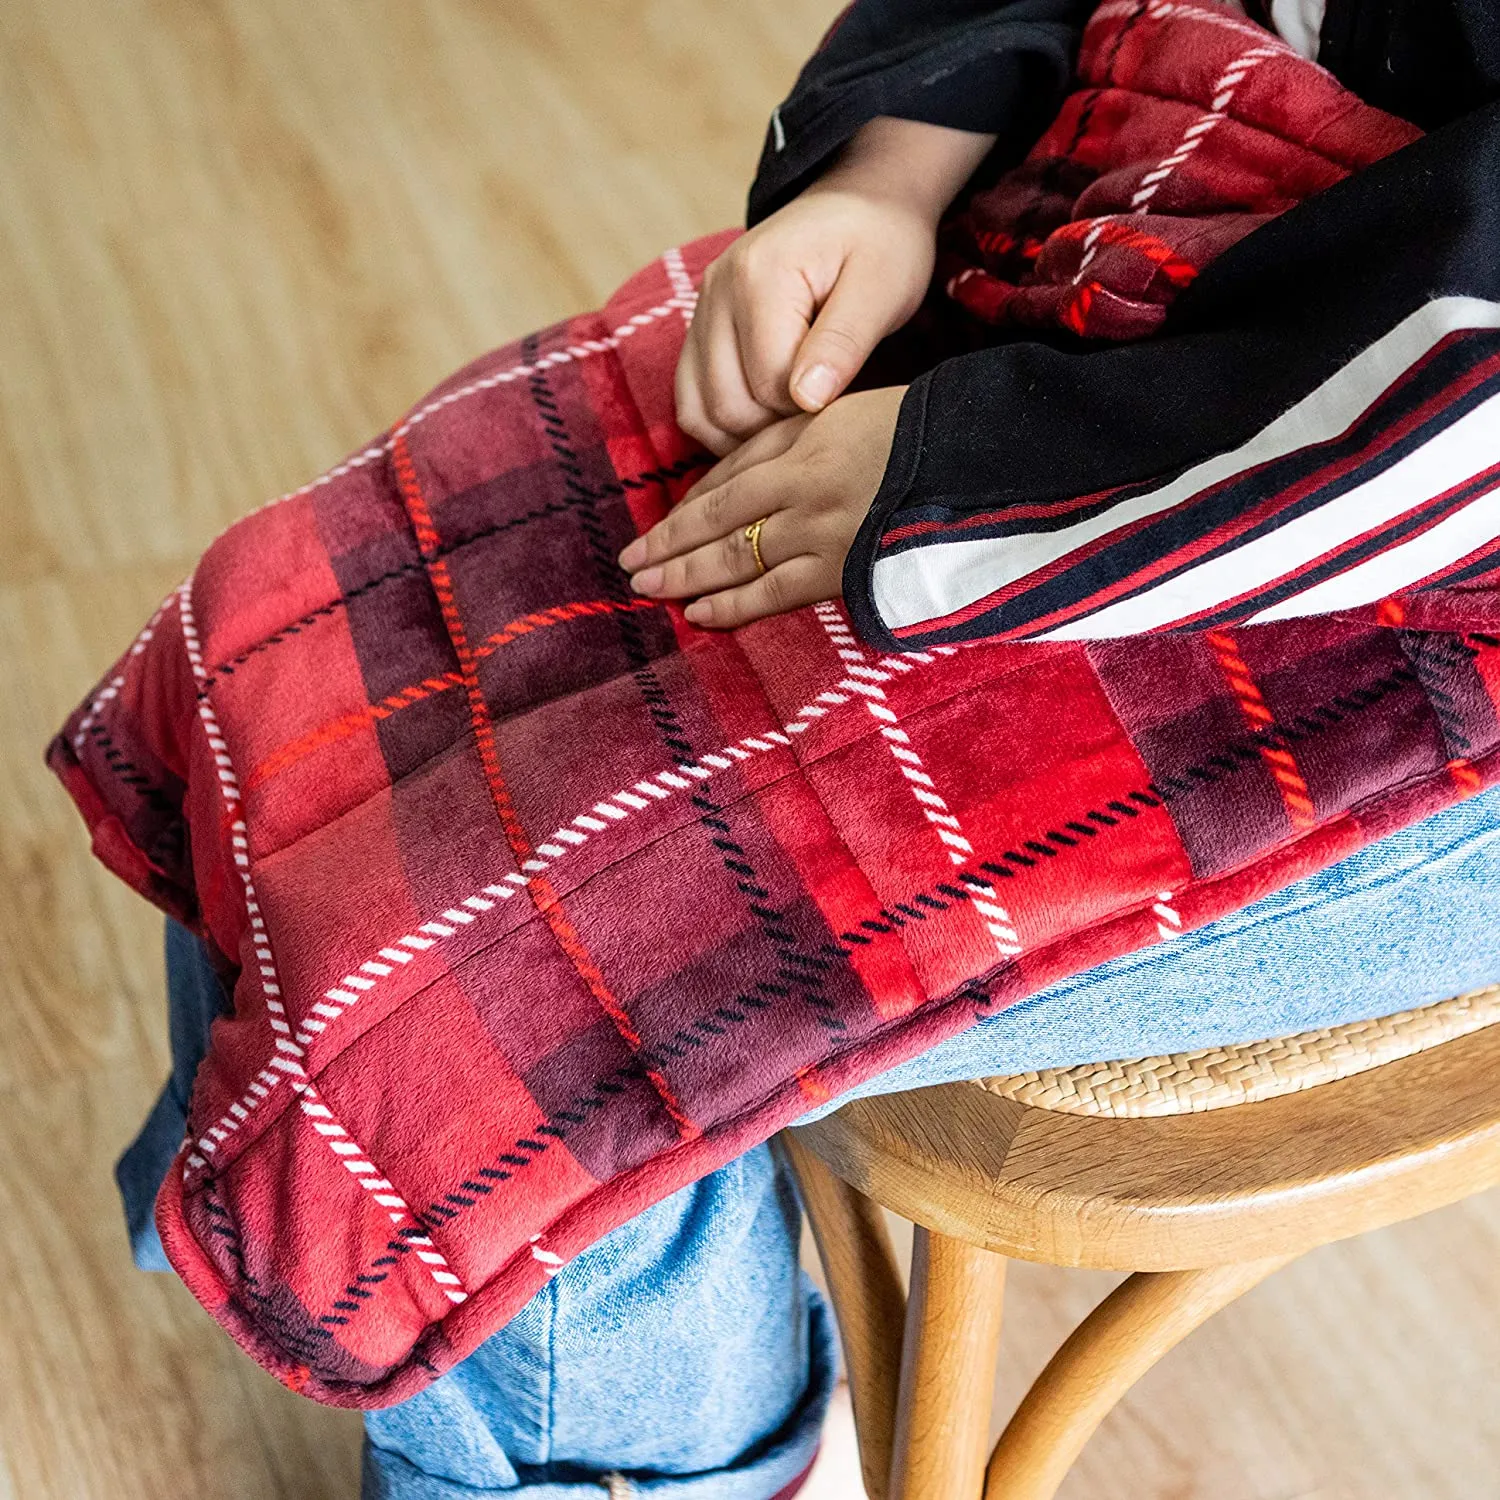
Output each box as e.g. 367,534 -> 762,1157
744,517 -> 769,576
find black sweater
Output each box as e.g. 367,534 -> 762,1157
745,0 -> 1500,649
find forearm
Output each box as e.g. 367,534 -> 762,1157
816,116 -> 997,224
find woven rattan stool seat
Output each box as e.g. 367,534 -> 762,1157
976,984 -> 1500,1118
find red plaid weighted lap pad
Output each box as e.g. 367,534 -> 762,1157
49,233 -> 1500,1405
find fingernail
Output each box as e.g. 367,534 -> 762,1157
630,566 -> 664,595
793,363 -> 838,411
619,539 -> 646,570
684,599 -> 711,625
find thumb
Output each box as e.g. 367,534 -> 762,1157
788,254 -> 903,413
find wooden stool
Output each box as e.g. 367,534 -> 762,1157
782,986 -> 1500,1500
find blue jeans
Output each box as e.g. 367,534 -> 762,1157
119,787 -> 1500,1498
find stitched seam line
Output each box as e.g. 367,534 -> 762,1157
389,431 -> 697,1140
185,295 -> 696,572
524,325 -> 851,1043
283,653 -> 1457,1355
1068,77 -> 1380,177
198,456 -> 708,693
242,599 -> 661,791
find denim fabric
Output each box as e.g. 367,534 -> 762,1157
118,785 -> 1500,1497
116,919 -> 238,1273
362,1149 -> 835,1499
800,782 -> 1500,1121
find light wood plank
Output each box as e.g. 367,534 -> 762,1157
985,1256 -> 1294,1500
0,1053 -> 361,1498
0,0 -> 825,580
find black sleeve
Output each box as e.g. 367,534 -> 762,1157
1317,0 -> 1500,128
746,0 -> 1090,225
841,105 -> 1500,649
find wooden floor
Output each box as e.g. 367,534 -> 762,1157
0,1 -> 1496,1495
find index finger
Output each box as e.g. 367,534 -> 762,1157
621,466 -> 785,572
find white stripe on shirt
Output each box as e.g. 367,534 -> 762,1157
1248,483 -> 1500,621
1043,388 -> 1500,637
871,296 -> 1500,636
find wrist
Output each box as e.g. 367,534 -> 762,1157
816,116 -> 996,223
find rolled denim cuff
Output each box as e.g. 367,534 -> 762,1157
360,1290 -> 837,1500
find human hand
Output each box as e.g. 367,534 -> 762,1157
675,117 -> 995,456
620,385 -> 907,628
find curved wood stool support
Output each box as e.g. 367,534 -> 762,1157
779,1134 -> 907,1500
983,1255 -> 1295,1500
786,1012 -> 1500,1496
893,1228 -> 1007,1500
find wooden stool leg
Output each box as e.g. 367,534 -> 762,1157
983,1254 -> 1296,1500
890,1226 -> 1007,1500
780,1133 -> 907,1500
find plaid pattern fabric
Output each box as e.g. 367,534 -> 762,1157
939,0 -> 1421,339
49,243 -> 1500,1405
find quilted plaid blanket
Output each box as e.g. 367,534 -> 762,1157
938,0 -> 1421,337
47,15 -> 1500,1409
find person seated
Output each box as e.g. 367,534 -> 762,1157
102,1 -> 1500,1494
